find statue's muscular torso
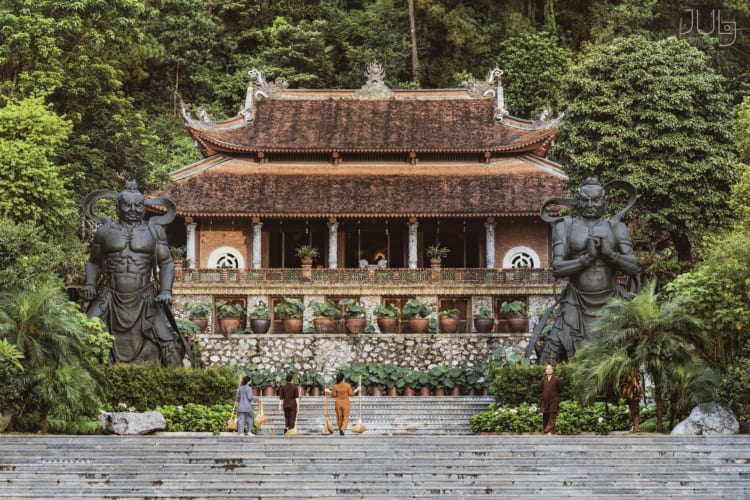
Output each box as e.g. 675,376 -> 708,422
94,221 -> 156,293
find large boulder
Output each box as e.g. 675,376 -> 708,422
671,402 -> 739,435
98,411 -> 167,435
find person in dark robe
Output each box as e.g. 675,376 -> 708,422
278,373 -> 300,434
541,364 -> 562,434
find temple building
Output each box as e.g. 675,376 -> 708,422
153,64 -> 567,336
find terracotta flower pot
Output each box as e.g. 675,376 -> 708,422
219,318 -> 240,336
386,387 -> 399,396
313,318 -> 338,333
507,317 -> 528,333
408,318 -> 429,334
439,317 -> 459,333
433,388 -> 446,396
419,386 -> 432,396
402,386 -> 416,396
283,318 -> 303,334
450,387 -> 462,396
377,317 -> 399,333
192,318 -> 208,333
345,317 -> 366,334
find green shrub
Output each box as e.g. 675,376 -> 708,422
103,364 -> 236,411
470,401 -> 630,434
715,357 -> 750,429
491,364 -> 575,405
158,403 -> 259,435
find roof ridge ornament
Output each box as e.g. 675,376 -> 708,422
240,68 -> 289,121
354,60 -> 393,99
461,67 -> 509,120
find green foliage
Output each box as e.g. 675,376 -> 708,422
246,300 -> 269,319
310,300 -> 340,319
554,35 -> 737,262
184,301 -> 212,319
338,298 -> 365,318
0,218 -> 69,290
438,308 -> 459,319
299,369 -> 324,389
79,316 -> 113,366
473,306 -> 494,319
273,297 -> 305,319
715,357 -> 750,429
498,31 -> 572,117
573,281 -> 708,432
500,300 -> 527,318
665,231 -> 750,367
215,299 -> 244,319
103,364 -> 236,411
0,349 -> 25,415
294,244 -> 320,259
402,298 -> 431,318
158,403 -> 258,435
374,303 -> 400,318
425,243 -> 450,259
0,98 -> 77,239
470,401 -> 631,435
491,364 -> 575,406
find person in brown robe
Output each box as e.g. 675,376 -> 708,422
277,373 -> 299,434
540,364 -> 562,434
325,372 -> 360,435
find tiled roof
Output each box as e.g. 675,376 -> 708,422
155,155 -> 567,218
185,98 -> 557,156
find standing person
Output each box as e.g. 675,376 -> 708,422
278,373 -> 300,434
236,376 -> 259,436
325,373 -> 360,435
540,364 -> 562,435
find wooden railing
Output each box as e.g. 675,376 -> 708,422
175,267 -> 555,286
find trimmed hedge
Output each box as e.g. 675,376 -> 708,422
103,364 -> 236,411
490,364 -> 577,406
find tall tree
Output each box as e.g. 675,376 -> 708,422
498,31 -> 572,117
554,35 -> 738,263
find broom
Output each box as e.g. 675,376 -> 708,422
254,393 -> 267,426
351,375 -> 366,434
324,382 -> 334,434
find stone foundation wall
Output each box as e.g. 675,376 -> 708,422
197,333 -> 531,379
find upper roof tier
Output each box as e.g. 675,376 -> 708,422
181,66 -> 561,157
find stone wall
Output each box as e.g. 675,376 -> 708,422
197,333 -> 531,379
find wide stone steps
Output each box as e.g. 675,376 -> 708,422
253,395 -> 492,435
2,434 -> 750,499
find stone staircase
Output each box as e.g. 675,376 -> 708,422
1,396 -> 750,499
253,395 -> 493,435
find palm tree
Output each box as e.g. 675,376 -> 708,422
0,281 -> 84,369
0,281 -> 102,432
572,280 -> 706,432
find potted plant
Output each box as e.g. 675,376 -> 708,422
183,301 -> 211,333
501,300 -> 528,333
273,297 -> 305,333
295,244 -> 320,267
374,303 -> 401,333
402,298 -> 431,333
438,308 -> 460,333
397,368 -> 420,396
381,363 -> 404,396
250,367 -> 279,396
215,299 -> 244,336
472,305 -> 496,333
425,243 -> 450,268
247,300 -> 271,334
445,365 -> 465,396
310,299 -> 340,333
299,369 -> 325,396
362,362 -> 386,396
338,298 -> 367,334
